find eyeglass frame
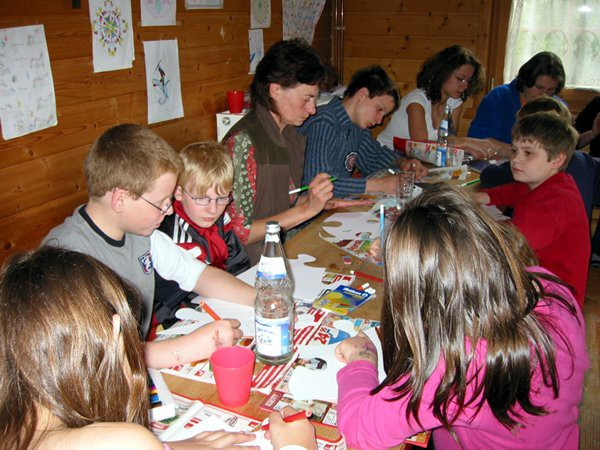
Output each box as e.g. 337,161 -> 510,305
452,73 -> 472,85
139,194 -> 175,215
182,188 -> 231,206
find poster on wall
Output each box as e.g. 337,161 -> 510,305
248,29 -> 264,75
89,0 -> 135,73
143,40 -> 184,124
251,0 -> 271,29
282,0 -> 326,45
141,0 -> 177,26
0,25 -> 57,140
185,0 -> 223,9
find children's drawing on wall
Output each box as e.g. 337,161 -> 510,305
250,0 -> 271,29
89,0 -> 134,73
282,0 -> 326,45
0,25 -> 57,140
248,29 -> 264,75
143,40 -> 184,124
141,0 -> 177,26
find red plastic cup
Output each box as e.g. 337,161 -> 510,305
210,346 -> 255,407
227,90 -> 245,114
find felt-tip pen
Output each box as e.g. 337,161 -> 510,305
289,177 -> 338,195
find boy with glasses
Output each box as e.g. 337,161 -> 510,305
43,124 -> 255,369
155,141 -> 251,327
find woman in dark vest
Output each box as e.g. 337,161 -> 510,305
222,39 -> 337,264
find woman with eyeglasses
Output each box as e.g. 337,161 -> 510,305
153,141 -> 252,332
377,45 -> 491,159
468,51 -> 566,158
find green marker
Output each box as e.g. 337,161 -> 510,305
460,178 -> 480,187
289,177 -> 338,195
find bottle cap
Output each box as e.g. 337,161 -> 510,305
265,221 -> 281,233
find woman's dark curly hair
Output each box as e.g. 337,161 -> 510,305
416,45 -> 485,104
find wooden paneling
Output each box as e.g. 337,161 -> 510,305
0,0 -> 333,264
342,0 -> 493,137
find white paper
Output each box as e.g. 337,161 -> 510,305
89,0 -> 135,73
238,254 -> 339,303
288,326 -> 385,403
143,40 -> 184,124
141,0 -> 177,26
190,297 -> 255,336
251,0 -> 271,29
0,25 -> 57,140
282,0 -> 326,45
248,29 -> 264,75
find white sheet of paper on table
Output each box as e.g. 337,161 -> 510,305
287,322 -> 385,403
321,212 -> 380,241
190,297 -> 255,336
237,254 -> 336,303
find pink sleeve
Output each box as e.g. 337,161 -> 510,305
336,360 -> 445,449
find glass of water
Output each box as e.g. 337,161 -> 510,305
396,171 -> 415,209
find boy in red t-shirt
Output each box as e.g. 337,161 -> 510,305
472,112 -> 590,306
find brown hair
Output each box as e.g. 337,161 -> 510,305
374,183 -> 575,431
416,45 -> 485,103
516,96 -> 572,123
0,247 -> 148,449
84,124 -> 183,198
512,112 -> 578,170
178,141 -> 233,196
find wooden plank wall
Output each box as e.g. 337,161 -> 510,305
0,0 -> 332,265
342,0 -> 493,137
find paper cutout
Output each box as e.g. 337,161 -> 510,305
89,0 -> 134,72
251,0 -> 271,28
190,297 -> 255,336
287,325 -> 385,403
0,25 -> 57,140
141,0 -> 176,26
248,29 -> 264,75
237,254 -> 334,302
320,212 -> 382,266
143,40 -> 184,124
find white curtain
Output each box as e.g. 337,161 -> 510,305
504,0 -> 600,90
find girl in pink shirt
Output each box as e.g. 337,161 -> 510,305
336,184 -> 588,449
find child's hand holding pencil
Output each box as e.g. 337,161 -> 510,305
264,407 -> 316,450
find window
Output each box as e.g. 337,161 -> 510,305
504,0 -> 600,89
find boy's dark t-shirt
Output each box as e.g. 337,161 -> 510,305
154,200 -> 251,325
485,172 -> 590,306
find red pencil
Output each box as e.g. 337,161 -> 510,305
260,410 -> 311,431
199,301 -> 221,321
353,270 -> 383,284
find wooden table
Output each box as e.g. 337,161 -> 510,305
163,174 -> 479,445
163,205 -> 384,444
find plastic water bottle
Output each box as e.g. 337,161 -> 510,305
254,221 -> 295,365
436,104 -> 453,167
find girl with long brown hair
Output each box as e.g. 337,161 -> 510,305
335,184 -> 588,449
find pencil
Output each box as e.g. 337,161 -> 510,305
259,410 -> 312,431
379,203 -> 385,241
199,301 -> 221,321
288,177 -> 338,195
459,178 -> 480,187
353,270 -> 383,284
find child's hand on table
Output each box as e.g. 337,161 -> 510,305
369,237 -> 381,259
266,406 -> 317,450
171,430 -> 258,449
335,331 -> 378,366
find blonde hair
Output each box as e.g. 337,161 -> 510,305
178,141 -> 233,196
0,247 -> 148,449
85,124 -> 183,198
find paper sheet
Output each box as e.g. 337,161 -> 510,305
141,0 -> 177,26
144,39 -> 184,124
89,0 -> 135,73
0,25 -> 57,140
250,0 -> 271,28
248,29 -> 264,75
282,0 -> 326,45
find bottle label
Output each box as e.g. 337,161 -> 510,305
255,316 -> 292,357
435,146 -> 447,167
256,256 -> 287,280
264,233 -> 280,243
